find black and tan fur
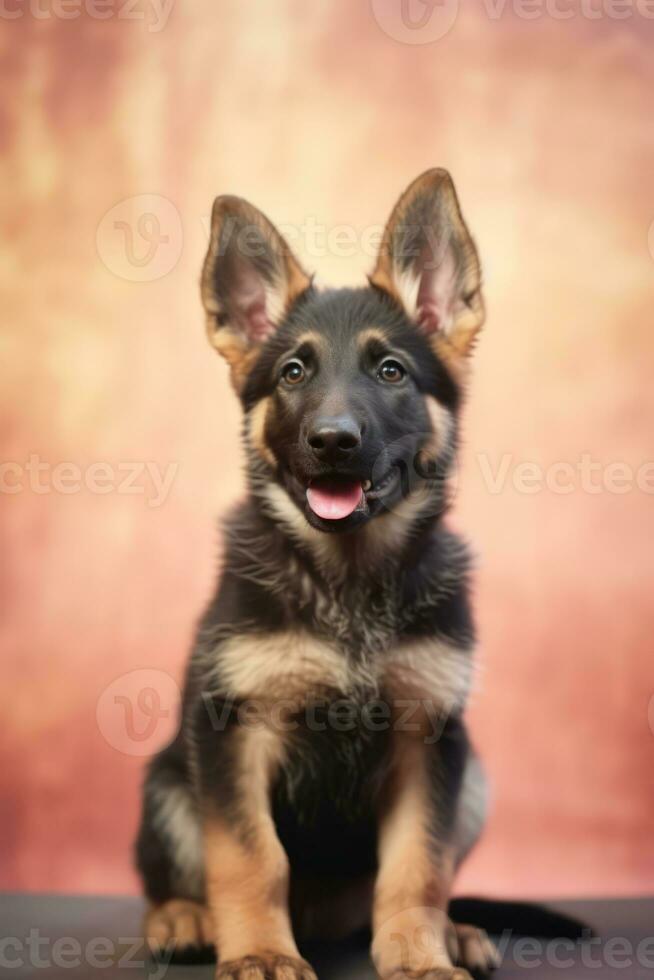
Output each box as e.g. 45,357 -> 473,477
136,170 -> 498,980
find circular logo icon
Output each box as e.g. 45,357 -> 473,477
96,194 -> 183,282
370,431 -> 459,519
96,668 -> 181,756
370,0 -> 459,45
372,906 -> 454,976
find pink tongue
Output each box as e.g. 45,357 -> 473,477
306,481 -> 363,520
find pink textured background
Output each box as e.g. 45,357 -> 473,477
2,2 -> 653,898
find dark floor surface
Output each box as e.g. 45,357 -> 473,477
1,894 -> 652,979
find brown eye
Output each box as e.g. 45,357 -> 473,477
281,360 -> 305,385
378,359 -> 405,384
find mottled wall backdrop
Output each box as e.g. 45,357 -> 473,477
2,0 -> 653,897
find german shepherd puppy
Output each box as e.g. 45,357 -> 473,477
136,169 -> 497,980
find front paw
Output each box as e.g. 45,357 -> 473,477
449,923 -> 500,978
217,953 -> 317,980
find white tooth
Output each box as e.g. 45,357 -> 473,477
362,480 -> 372,491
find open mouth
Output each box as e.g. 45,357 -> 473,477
306,480 -> 364,521
305,469 -> 400,523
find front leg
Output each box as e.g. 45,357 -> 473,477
193,697 -> 316,980
372,713 -> 471,980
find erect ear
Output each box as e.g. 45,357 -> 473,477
201,195 -> 312,391
370,168 -> 484,371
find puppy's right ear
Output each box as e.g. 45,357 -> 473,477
201,196 -> 312,391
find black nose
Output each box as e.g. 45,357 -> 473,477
307,416 -> 362,461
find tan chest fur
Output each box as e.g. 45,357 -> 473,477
213,630 -> 473,714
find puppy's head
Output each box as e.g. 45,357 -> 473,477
201,169 -> 484,535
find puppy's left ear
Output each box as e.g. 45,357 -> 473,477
370,168 -> 484,370
201,195 -> 312,391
